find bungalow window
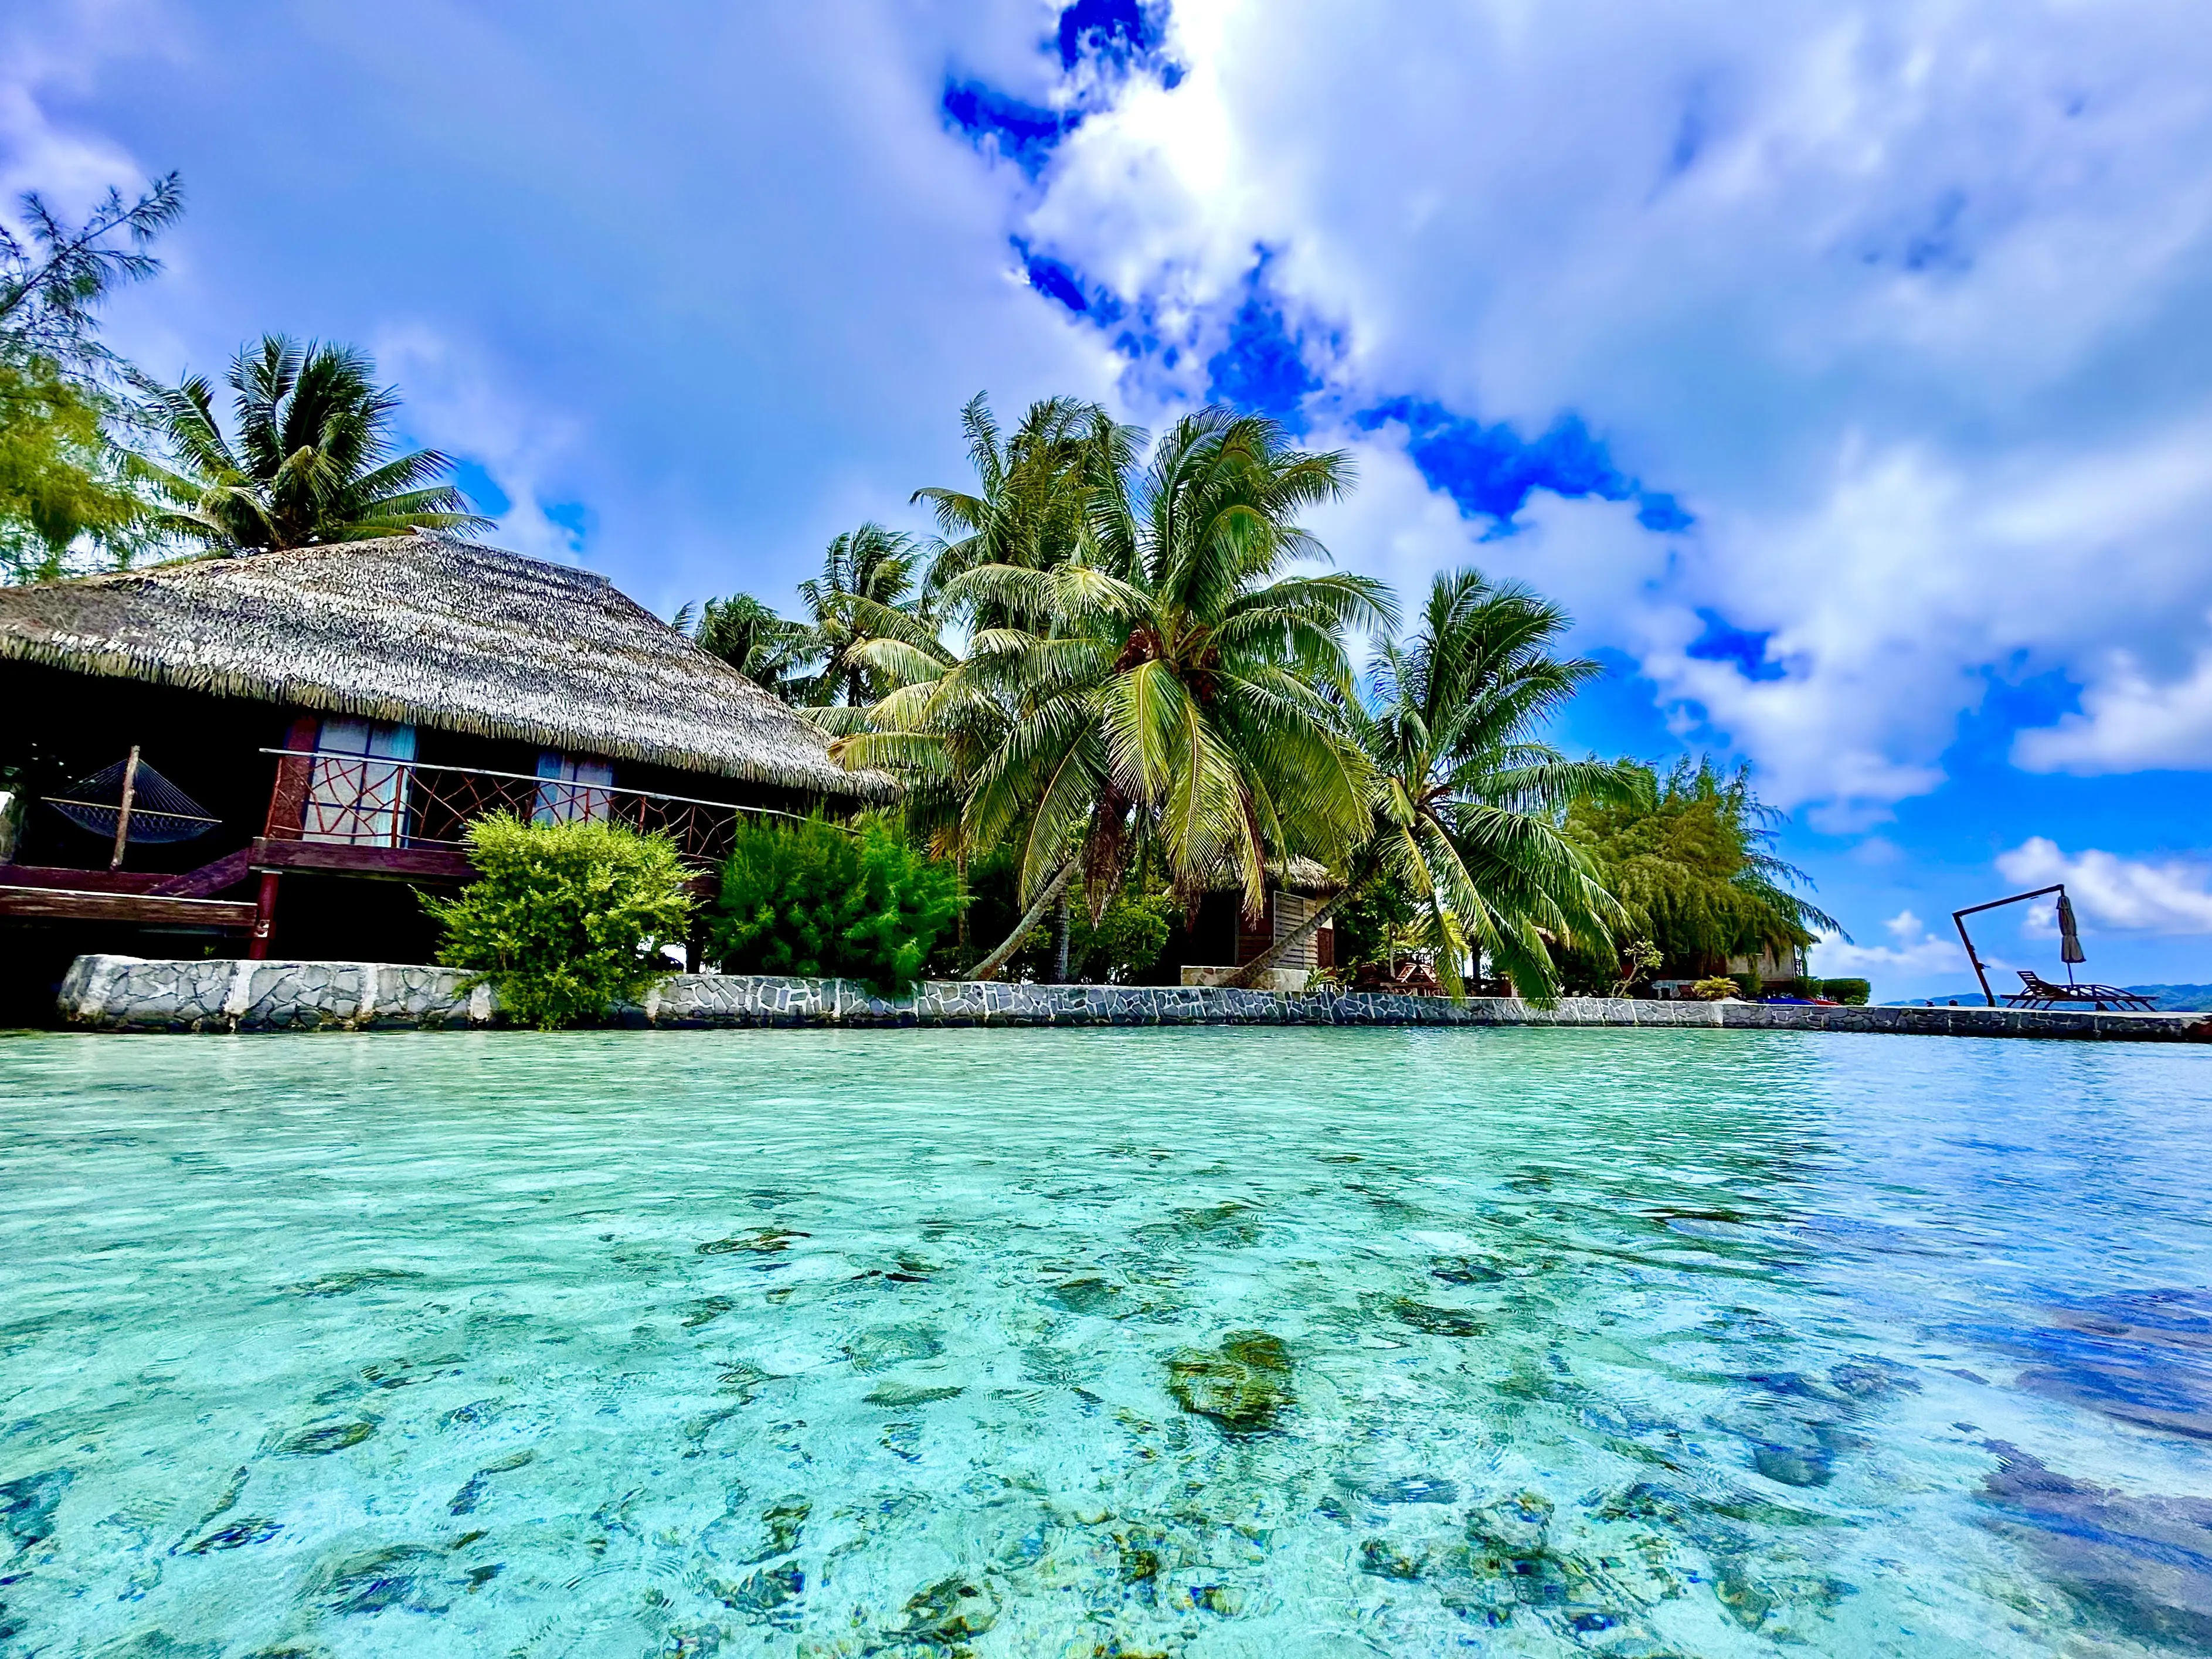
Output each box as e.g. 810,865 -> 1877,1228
302,718 -> 417,847
533,750 -> 615,825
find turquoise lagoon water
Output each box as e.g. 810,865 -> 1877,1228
2,1027 -> 2210,1657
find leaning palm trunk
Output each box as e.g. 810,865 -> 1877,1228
1226,848 -> 1383,989
969,856 -> 1079,981
1225,886 -> 1355,989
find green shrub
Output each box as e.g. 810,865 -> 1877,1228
926,848 -> 1172,983
923,843 -> 1042,979
1729,970 -> 1764,1001
1688,974 -> 1741,1001
1817,977 -> 1871,1005
710,813 -> 964,997
1068,890 -> 1176,983
426,814 -> 694,1030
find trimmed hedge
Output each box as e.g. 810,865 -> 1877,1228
427,815 -> 693,1030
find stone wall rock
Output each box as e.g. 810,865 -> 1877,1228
52,956 -> 2212,1043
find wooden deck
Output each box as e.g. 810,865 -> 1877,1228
0,864 -> 172,894
2,834 -> 707,944
0,887 -> 257,928
247,838 -> 477,883
0,837 -> 479,934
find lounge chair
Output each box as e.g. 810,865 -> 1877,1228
2005,970 -> 2156,1013
1351,961 -> 1443,996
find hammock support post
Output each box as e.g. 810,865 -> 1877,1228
108,746 -> 141,872
47,750 -> 220,854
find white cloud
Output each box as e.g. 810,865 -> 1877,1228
2013,637 -> 2212,774
9,0 -> 2212,827
4,0 -> 1125,618
1848,835 -> 1908,867
1810,909 -> 1968,979
1996,836 -> 2212,934
0,3 -> 178,206
373,323 -> 589,572
1300,434 -> 1669,650
1642,418 -> 2212,813
1013,0 -> 2212,814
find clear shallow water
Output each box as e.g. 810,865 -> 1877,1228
1,1029 -> 2210,1658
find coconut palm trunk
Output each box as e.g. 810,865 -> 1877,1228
1234,569 -> 1641,1002
969,856 -> 1079,981
1226,887 -> 1353,988
1226,847 -> 1384,988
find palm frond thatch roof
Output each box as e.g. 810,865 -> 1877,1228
0,533 -> 893,801
1200,856 -> 1342,895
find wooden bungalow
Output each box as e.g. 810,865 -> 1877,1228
0,533 -> 888,1011
1171,859 -> 1340,991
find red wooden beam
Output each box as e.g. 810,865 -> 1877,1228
247,871 -> 279,960
264,716 -> 317,837
0,864 -> 170,894
249,838 -> 477,882
0,888 -> 256,927
147,846 -> 257,899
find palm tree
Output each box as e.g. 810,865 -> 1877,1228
911,392 -> 1136,623
825,392 -> 1134,840
857,406 -> 1389,977
823,393 -> 1126,879
675,593 -> 818,701
833,623 -> 1000,856
1230,568 -> 1632,999
149,335 -> 487,550
796,522 -> 925,706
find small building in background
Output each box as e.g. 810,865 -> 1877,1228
0,533 -> 889,1014
1174,859 -> 1339,992
1650,943 -> 1812,1000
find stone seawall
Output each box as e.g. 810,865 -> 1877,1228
53,954 -> 2212,1043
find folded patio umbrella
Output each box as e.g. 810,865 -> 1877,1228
2057,892 -> 2087,967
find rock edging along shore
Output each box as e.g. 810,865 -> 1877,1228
53,954 -> 2212,1042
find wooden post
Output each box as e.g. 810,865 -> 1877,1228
264,714 -> 318,838
108,744 -> 141,871
248,871 -> 281,960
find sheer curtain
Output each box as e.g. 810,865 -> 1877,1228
303,719 -> 417,845
533,750 -> 615,825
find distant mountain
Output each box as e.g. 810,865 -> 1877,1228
1883,983 -> 2212,1012
2122,984 -> 2212,1013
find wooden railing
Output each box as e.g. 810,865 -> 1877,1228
260,750 -> 805,867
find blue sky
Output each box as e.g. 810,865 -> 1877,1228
8,0 -> 2212,998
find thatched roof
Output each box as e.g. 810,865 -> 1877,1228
0,534 -> 892,801
1201,856 -> 1342,895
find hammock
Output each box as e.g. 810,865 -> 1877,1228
46,754 -> 220,846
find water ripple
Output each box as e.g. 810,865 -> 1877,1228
0,1026 -> 2206,1654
